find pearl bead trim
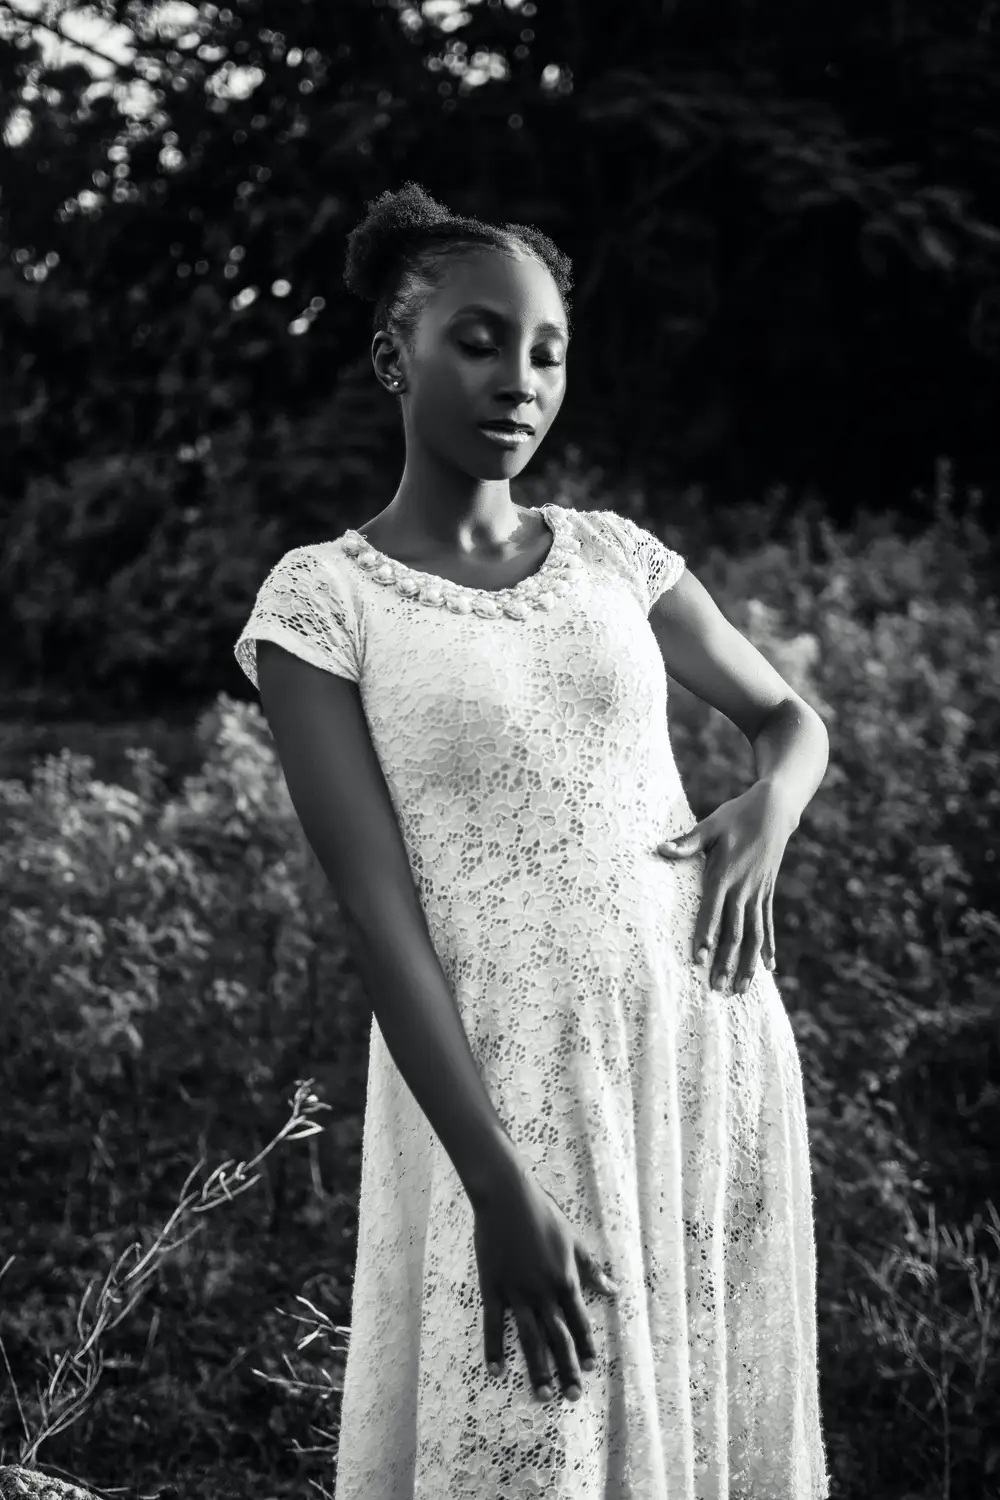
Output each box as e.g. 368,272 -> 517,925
337,506 -> 583,620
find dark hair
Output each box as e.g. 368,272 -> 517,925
343,180 -> 574,351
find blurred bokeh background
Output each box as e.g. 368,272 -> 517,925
1,3 -> 998,1498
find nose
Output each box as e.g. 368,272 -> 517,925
495,352 -> 540,407
496,373 -> 537,407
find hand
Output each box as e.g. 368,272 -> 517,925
656,781 -> 796,995
472,1160 -> 619,1404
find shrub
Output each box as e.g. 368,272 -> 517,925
1,461 -> 997,1498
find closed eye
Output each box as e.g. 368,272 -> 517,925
459,342 -> 562,368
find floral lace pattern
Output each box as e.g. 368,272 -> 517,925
234,504 -> 829,1500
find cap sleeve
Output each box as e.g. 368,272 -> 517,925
592,510 -> 686,614
234,546 -> 360,690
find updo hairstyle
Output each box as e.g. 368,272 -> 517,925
343,180 -> 574,353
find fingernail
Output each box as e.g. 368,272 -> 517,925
604,1277 -> 620,1294
695,947 -> 708,966
538,1385 -> 554,1401
488,1362 -> 502,1376
581,1357 -> 595,1372
566,1385 -> 581,1401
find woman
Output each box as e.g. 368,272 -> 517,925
234,180 -> 831,1500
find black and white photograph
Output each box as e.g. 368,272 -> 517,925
1,3 -> 999,1498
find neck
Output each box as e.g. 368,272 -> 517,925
381,457 -> 527,554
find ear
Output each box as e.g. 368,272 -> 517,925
371,332 -> 405,392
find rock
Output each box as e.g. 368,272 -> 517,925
0,1468 -> 99,1500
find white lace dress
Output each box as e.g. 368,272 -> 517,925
234,502 -> 830,1500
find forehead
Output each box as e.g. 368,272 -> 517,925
427,250 -> 568,337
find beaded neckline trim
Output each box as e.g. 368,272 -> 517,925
337,503 -> 583,620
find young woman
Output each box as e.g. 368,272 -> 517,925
234,181 -> 832,1500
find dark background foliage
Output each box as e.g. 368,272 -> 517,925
2,0 -> 1000,716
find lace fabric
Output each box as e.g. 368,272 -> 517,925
234,503 -> 830,1500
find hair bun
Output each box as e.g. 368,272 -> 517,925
343,181 -> 455,303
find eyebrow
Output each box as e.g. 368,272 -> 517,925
447,304 -> 569,340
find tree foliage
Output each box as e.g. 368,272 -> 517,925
1,0 -> 999,709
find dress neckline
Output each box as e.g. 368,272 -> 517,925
342,504 -> 562,599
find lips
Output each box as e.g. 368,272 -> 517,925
480,420 -> 535,435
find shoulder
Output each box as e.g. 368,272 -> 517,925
252,541 -> 356,610
558,506 -> 686,612
235,540 -> 361,691
261,540 -> 343,581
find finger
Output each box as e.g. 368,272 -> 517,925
734,900 -> 765,993
692,883 -> 725,968
512,1302 -> 554,1400
576,1246 -> 619,1300
483,1292 -> 506,1375
711,893 -> 744,992
538,1302 -> 583,1399
561,1271 -> 598,1373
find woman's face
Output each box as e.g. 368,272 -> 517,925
379,249 -> 569,480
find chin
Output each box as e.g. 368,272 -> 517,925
481,451 -> 534,471
472,443 -> 541,475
